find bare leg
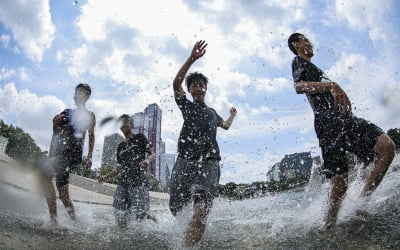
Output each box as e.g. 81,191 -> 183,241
325,174 -> 348,229
147,214 -> 158,223
361,134 -> 395,196
41,173 -> 57,222
58,185 -> 76,220
184,197 -> 209,247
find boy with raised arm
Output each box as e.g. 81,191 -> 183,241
170,40 -> 237,246
288,33 -> 395,228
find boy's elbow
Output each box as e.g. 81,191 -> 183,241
221,123 -> 229,130
294,83 -> 304,94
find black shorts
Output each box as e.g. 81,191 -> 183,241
316,113 -> 383,178
169,157 -> 220,216
54,154 -> 81,188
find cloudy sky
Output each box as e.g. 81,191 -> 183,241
0,0 -> 399,184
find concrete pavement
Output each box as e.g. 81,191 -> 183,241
0,152 -> 169,208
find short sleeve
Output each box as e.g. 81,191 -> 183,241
292,56 -> 305,83
175,94 -> 191,114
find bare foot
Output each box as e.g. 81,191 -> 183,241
147,214 -> 158,223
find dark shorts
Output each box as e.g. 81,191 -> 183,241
316,113 -> 383,178
113,186 -> 150,220
169,157 -> 220,216
53,155 -> 81,188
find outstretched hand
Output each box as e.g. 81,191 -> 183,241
140,159 -> 150,169
230,107 -> 237,117
191,40 -> 207,61
330,83 -> 351,115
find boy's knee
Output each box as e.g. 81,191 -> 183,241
376,134 -> 396,155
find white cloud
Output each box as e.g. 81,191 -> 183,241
0,0 -> 56,62
220,152 -> 282,184
17,67 -> 31,82
0,83 -> 65,149
0,67 -> 16,81
255,77 -> 291,94
0,34 -> 10,48
334,0 -> 393,41
326,53 -> 399,130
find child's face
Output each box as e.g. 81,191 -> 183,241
294,36 -> 314,57
74,88 -> 89,106
120,121 -> 133,136
189,80 -> 207,103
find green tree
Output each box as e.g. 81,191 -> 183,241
224,182 -> 237,197
0,119 -> 44,166
147,175 -> 162,192
98,165 -> 119,184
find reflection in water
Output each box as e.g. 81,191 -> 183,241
1,156 -> 400,249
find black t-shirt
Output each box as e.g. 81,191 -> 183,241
291,56 -> 335,116
50,108 -> 96,162
116,134 -> 152,187
175,95 -> 223,161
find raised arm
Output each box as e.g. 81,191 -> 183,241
173,40 -> 208,97
295,81 -> 352,115
220,107 -> 237,130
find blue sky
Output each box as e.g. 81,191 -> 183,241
0,0 -> 399,184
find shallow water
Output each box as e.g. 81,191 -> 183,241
1,156 -> 400,249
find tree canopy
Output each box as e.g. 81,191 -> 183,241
0,119 -> 44,166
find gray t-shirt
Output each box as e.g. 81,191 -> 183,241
175,95 -> 223,161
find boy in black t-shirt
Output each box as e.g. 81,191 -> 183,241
41,83 -> 95,222
288,33 -> 395,228
170,40 -> 237,246
98,114 -> 156,227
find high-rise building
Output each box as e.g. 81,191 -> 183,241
144,103 -> 162,179
160,153 -> 175,185
103,104 -> 164,181
101,133 -> 124,169
132,112 -> 149,136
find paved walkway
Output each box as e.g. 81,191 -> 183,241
0,153 -> 169,208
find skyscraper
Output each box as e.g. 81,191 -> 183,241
144,103 -> 162,179
160,153 -> 175,185
132,112 -> 149,136
101,133 -> 124,169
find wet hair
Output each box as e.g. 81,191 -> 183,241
185,72 -> 208,91
288,33 -> 304,55
118,114 -> 133,125
75,83 -> 91,96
